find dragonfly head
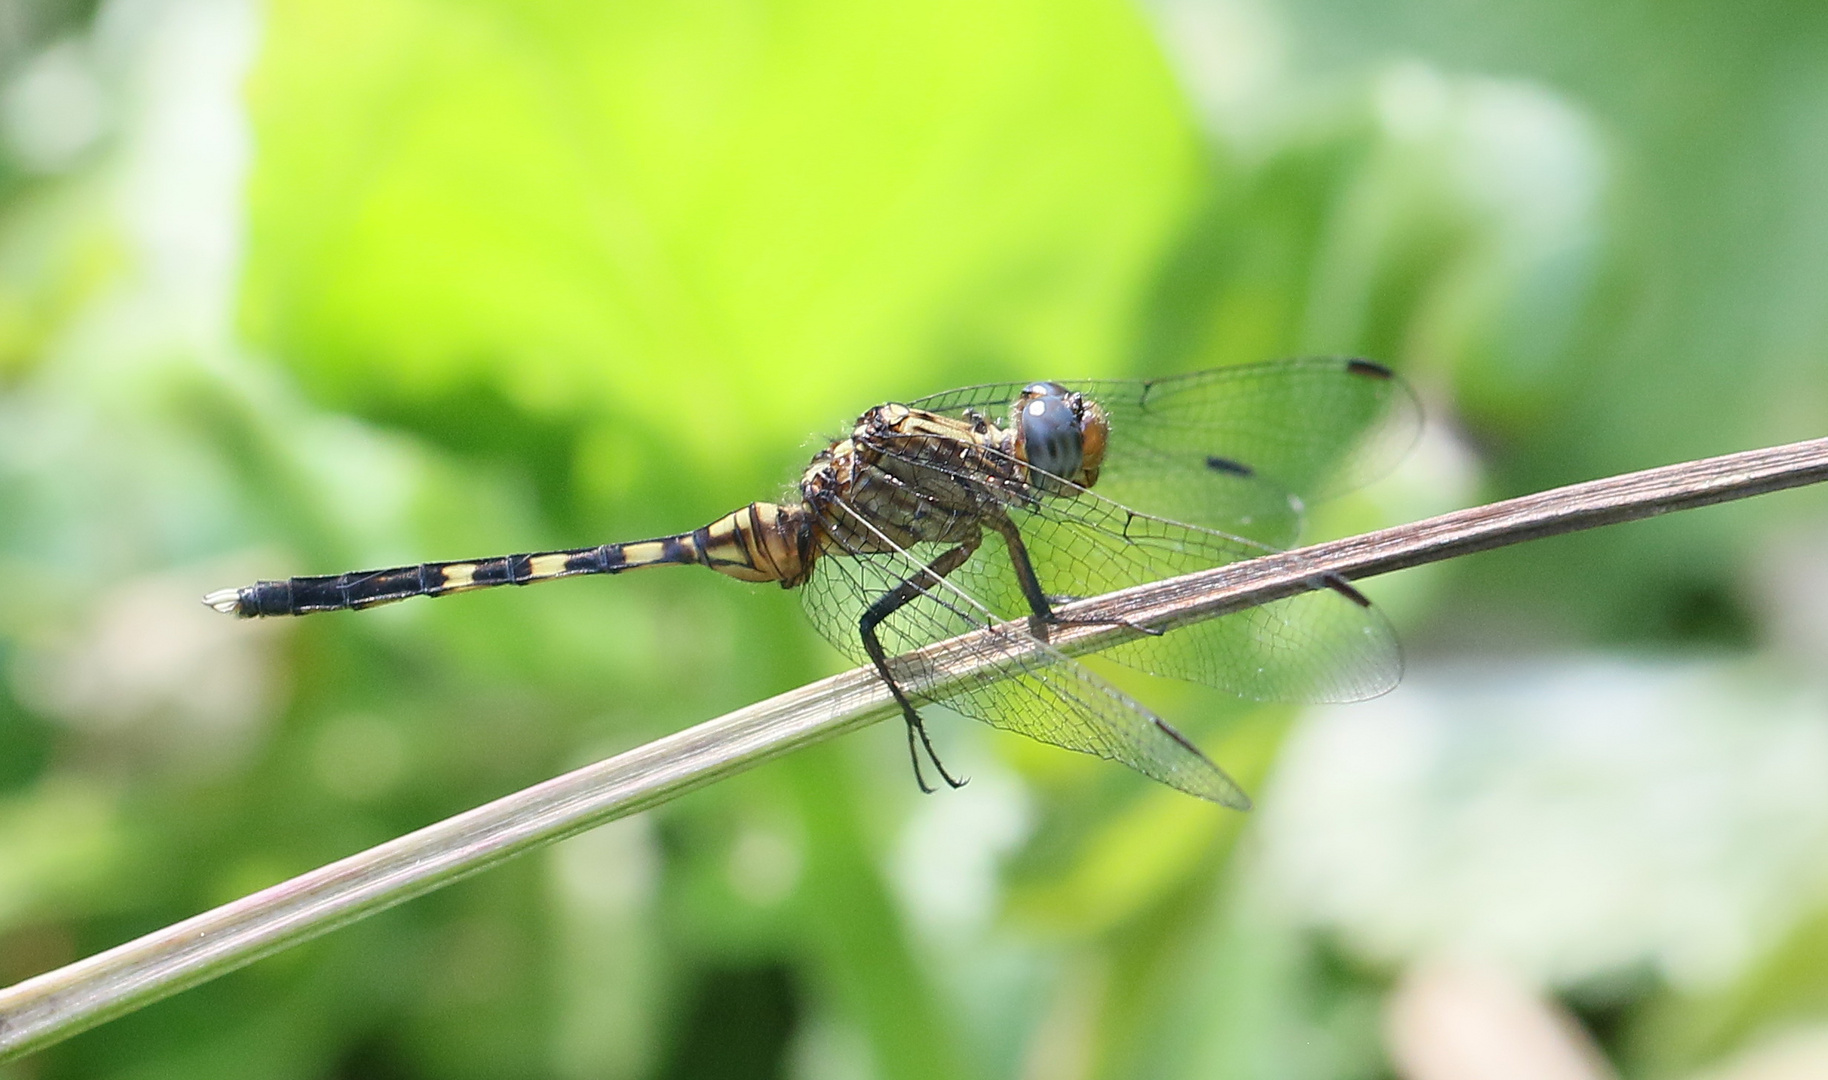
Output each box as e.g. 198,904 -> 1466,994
1014,382 -> 1109,489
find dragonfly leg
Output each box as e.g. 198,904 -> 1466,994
858,536 -> 981,793
982,514 -> 1055,638
1042,593 -> 1164,634
905,722 -> 935,794
984,515 -> 1165,641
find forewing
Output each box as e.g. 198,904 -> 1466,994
800,504 -> 1250,807
1090,357 -> 1419,508
907,358 -> 1421,545
904,380 -> 1037,416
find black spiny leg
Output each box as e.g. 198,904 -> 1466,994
857,535 -> 980,793
982,514 -> 1163,643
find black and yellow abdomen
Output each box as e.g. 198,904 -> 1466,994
208,501 -> 817,617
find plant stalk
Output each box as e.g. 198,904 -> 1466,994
3,435 -> 1826,1060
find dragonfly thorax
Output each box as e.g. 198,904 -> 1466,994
797,404 -> 1013,558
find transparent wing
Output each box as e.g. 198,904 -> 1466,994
800,500 -> 1250,807
907,357 -> 1421,546
867,433 -> 1403,704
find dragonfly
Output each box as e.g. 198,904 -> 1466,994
205,357 -> 1419,808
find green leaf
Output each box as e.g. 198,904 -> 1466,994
242,0 -> 1206,464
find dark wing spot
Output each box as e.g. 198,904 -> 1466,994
1321,572 -> 1373,608
1345,358 -> 1394,380
1152,716 -> 1206,756
1204,455 -> 1255,477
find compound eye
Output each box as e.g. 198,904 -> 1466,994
1018,393 -> 1085,482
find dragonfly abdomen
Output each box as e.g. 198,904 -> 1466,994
207,547 -> 644,617
692,502 -> 815,586
205,502 -> 817,617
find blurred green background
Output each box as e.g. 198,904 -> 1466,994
3,0 -> 1828,1077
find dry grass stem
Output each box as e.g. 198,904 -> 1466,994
3,434 -> 1825,1060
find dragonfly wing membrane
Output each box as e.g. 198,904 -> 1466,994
1091,357 -> 1420,508
1090,463 -> 1305,548
939,636 -> 1253,808
799,521 -> 1250,807
897,453 -> 1404,705
1101,591 -> 1402,703
907,358 -> 1420,542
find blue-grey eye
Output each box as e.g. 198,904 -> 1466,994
1020,392 -> 1084,481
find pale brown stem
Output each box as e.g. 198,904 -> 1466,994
3,435 -> 1825,1060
